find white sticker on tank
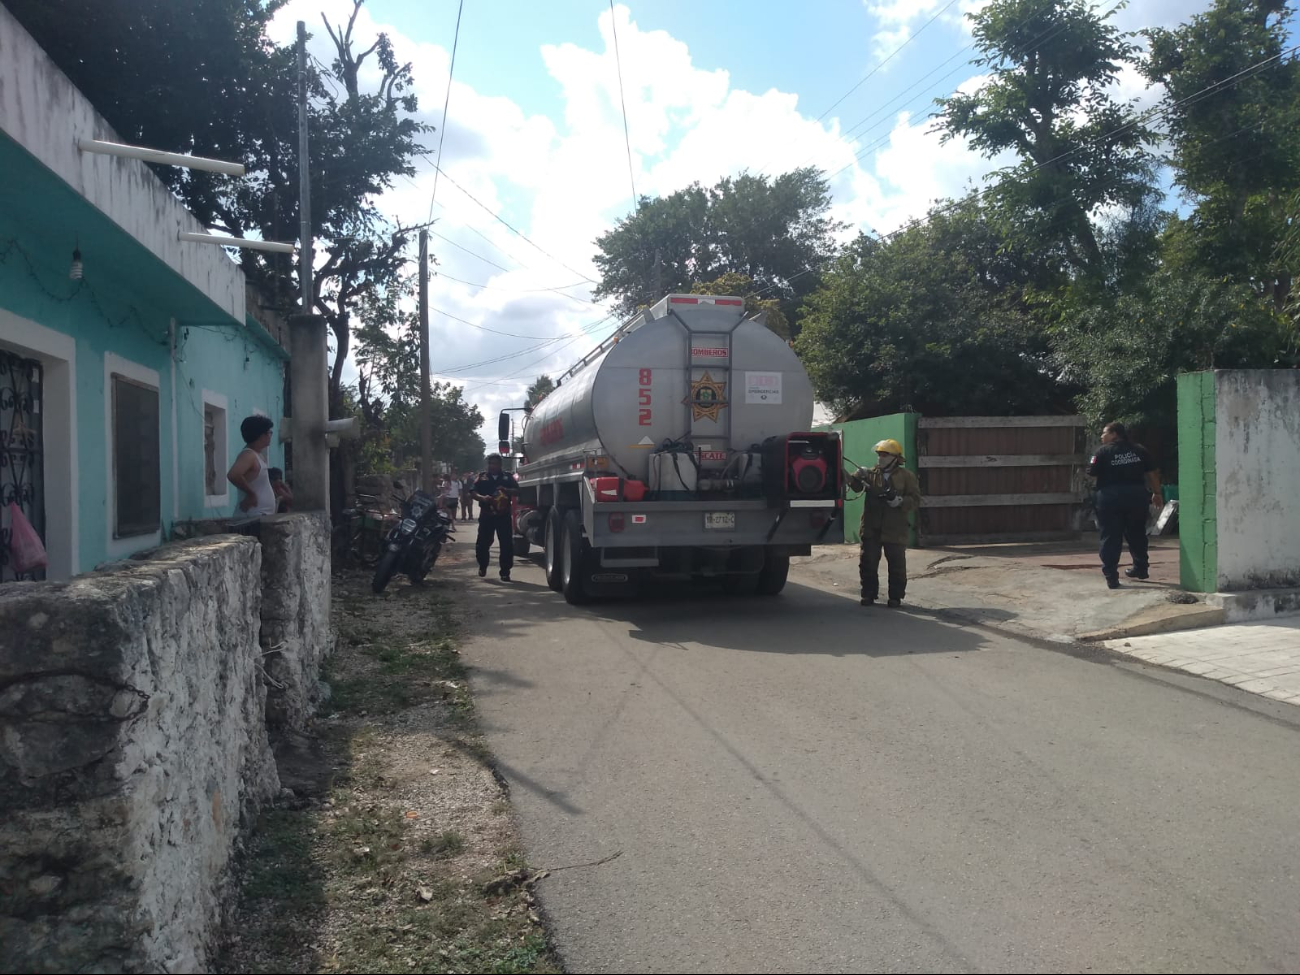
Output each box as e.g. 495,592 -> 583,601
745,371 -> 783,404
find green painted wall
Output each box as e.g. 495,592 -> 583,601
832,413 -> 919,545
0,183 -> 284,573
1177,371 -> 1217,592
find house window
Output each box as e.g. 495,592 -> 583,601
202,393 -> 229,505
111,374 -> 160,537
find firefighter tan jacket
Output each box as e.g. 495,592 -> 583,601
846,464 -> 921,545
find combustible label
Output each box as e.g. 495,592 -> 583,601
692,346 -> 728,358
698,450 -> 727,462
745,371 -> 783,404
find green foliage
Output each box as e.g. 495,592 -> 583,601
351,277 -> 485,475
796,198 -> 1070,417
1143,0 -> 1300,297
690,272 -> 790,339
592,168 -> 844,329
6,0 -> 431,410
937,0 -> 1155,276
1051,267 -> 1293,431
525,375 -> 555,407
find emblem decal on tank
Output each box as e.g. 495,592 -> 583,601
684,372 -> 727,422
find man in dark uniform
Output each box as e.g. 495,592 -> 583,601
471,453 -> 518,581
1087,422 -> 1163,589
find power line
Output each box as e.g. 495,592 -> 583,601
434,270 -> 595,301
786,3 -> 1119,186
753,0 -> 965,179
427,227 -> 514,273
461,311 -> 621,392
429,304 -> 568,339
427,0 -> 466,223
810,3 -> 1288,255
815,0 -> 963,125
432,163 -> 599,283
609,0 -> 639,214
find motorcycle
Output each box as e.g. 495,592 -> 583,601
371,482 -> 456,594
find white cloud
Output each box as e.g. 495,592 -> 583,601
268,1 -> 1006,446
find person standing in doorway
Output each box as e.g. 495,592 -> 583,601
847,439 -> 922,607
471,453 -> 517,581
227,416 -> 278,517
1087,421 -> 1162,589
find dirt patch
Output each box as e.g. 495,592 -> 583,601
218,559 -> 559,975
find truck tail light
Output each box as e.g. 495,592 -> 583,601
608,513 -> 625,532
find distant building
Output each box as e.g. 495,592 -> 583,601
0,5 -> 288,581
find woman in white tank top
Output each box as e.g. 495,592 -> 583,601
227,416 -> 278,516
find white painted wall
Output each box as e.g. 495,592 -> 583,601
1215,370 -> 1300,591
0,5 -> 245,323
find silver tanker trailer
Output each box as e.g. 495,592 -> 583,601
499,293 -> 844,604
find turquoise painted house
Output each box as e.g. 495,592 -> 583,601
0,6 -> 288,581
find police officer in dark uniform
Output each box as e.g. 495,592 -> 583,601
471,453 -> 518,581
1086,422 -> 1162,589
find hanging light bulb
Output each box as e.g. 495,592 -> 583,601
69,246 -> 83,281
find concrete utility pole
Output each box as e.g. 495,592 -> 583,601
288,18 -> 330,513
418,229 -> 433,493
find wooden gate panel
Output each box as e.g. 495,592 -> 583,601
916,416 -> 1088,545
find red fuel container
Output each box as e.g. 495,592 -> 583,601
622,479 -> 647,502
593,476 -> 623,501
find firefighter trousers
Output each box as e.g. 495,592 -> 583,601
861,535 -> 907,601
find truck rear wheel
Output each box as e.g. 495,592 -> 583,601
756,553 -> 790,596
544,507 -> 563,591
561,509 -> 592,605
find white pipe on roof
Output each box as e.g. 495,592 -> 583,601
78,138 -> 246,176
179,231 -> 295,254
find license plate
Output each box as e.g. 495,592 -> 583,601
704,512 -> 736,531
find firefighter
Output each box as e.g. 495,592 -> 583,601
847,439 -> 922,607
1087,421 -> 1162,589
471,453 -> 519,581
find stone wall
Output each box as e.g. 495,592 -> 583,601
0,535 -> 280,973
259,512 -> 332,730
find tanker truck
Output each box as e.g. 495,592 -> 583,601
499,293 -> 844,604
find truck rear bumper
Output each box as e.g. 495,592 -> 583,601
584,498 -> 844,549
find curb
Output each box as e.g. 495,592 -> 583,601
1078,605 -> 1226,643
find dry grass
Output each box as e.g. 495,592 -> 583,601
218,563 -> 560,975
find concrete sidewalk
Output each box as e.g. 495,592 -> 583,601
1107,619 -> 1300,705
795,541 -> 1300,710
794,539 -> 1214,646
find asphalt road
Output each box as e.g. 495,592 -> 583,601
459,556 -> 1300,974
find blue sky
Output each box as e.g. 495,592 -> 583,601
264,0 -> 1215,440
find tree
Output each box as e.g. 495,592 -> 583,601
526,375 -> 556,408
6,0 -> 431,414
1143,0 -> 1300,307
592,168 -> 844,330
795,197 -> 1070,418
690,272 -> 790,339
936,0 -> 1155,279
352,277 -> 485,473
1051,261 -> 1293,432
